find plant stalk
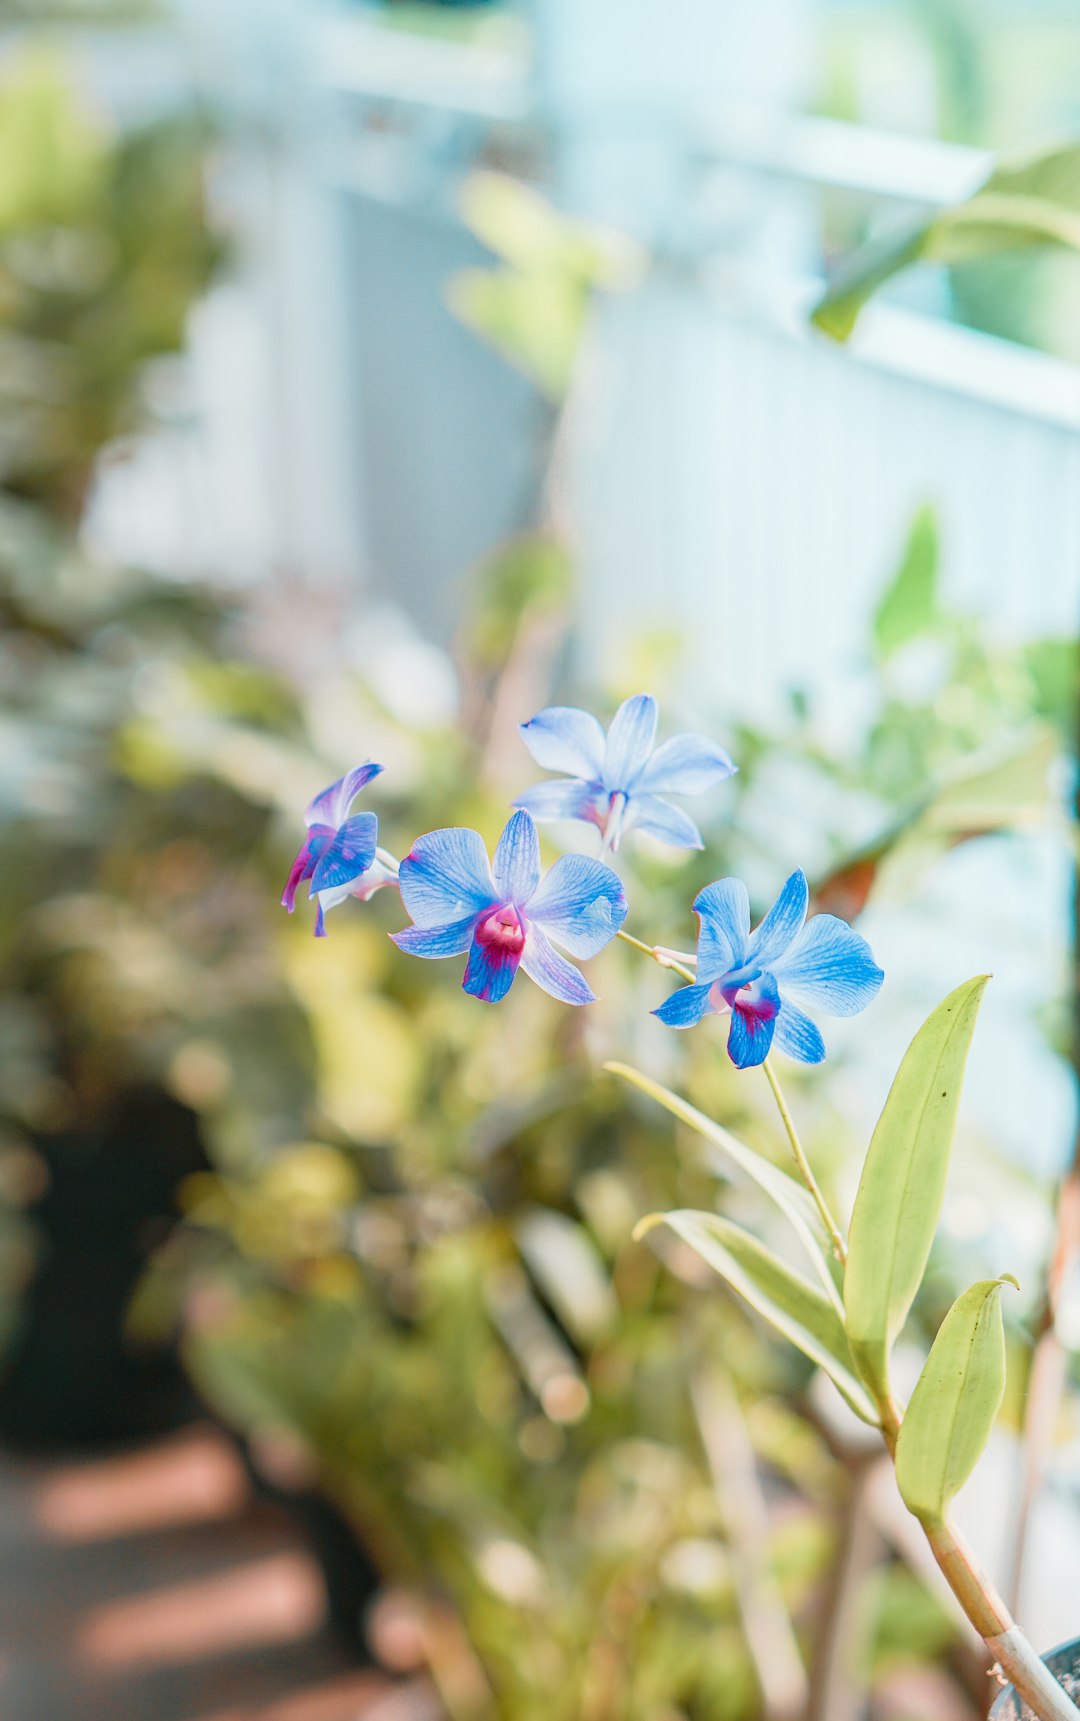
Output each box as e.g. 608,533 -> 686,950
917,1517 -> 1080,1720
622,928 -> 1079,1718
761,1058 -> 848,1266
616,928 -> 697,985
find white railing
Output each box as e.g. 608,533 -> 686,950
299,9 -> 1079,708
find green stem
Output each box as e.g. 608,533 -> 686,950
616,929 -> 697,986
761,1058 -> 848,1267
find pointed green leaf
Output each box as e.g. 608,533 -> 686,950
811,141 -> 1080,340
647,1210 -> 877,1425
844,977 -> 990,1402
896,1277 -> 1015,1525
873,505 -> 939,659
607,1062 -> 843,1308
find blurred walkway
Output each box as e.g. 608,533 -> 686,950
0,1423 -> 438,1721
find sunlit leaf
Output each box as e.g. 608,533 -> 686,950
458,170 -> 642,289
449,172 -> 644,395
1023,638 -> 1077,733
642,1210 -> 877,1424
916,727 -> 1059,839
607,1062 -> 843,1307
844,977 -> 990,1403
895,1276 -> 1016,1524
446,266 -> 584,399
874,505 -> 939,659
0,45 -> 108,235
812,141 -> 1080,341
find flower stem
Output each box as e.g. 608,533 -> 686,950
761,1057 -> 848,1267
918,1515 -> 1080,1721
616,929 -> 697,985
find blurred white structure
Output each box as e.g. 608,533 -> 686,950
287,2 -> 1080,710
85,1 -> 1080,711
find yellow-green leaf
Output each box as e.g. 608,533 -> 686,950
811,141 -> 1080,341
896,1277 -> 1015,1524
645,1210 -> 877,1425
607,1062 -> 843,1308
844,977 -> 990,1403
873,504 -> 939,659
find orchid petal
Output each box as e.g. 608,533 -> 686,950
318,880 -> 363,915
693,879 -> 751,981
602,694 -> 658,791
398,829 -> 496,929
512,779 -> 606,827
727,973 -> 780,1068
772,999 -> 826,1064
750,870 -> 809,968
391,916 -> 477,959
492,809 -> 541,903
636,733 -> 736,796
772,915 -> 884,1018
309,812 -> 379,895
313,899 -> 328,938
526,854 -> 627,957
305,762 -> 384,829
350,856 -> 401,903
519,707 -> 606,779
521,927 -> 595,1005
628,793 -> 704,850
282,828 -> 331,912
463,930 -> 522,1004
652,983 -> 714,1028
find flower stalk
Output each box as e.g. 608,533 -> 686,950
760,1058 -> 848,1267
754,1067 -> 1080,1721
622,928 -> 1080,1721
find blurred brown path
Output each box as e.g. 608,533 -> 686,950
0,1423 -> 439,1721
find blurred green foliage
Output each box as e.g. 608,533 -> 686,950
449,172 -> 644,401
0,44 -> 218,518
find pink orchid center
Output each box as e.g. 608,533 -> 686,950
712,970 -> 779,1023
475,902 -> 527,957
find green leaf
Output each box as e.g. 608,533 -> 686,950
844,977 -> 990,1404
607,1062 -> 843,1308
644,1210 -> 877,1425
457,170 -> 643,290
873,505 -> 939,659
1024,638 -> 1078,733
895,1277 -> 1016,1525
446,265 -> 585,399
811,220 -> 929,342
0,46 -> 108,235
811,141 -> 1080,341
449,172 -> 645,395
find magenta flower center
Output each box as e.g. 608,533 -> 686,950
712,970 -> 779,1023
475,903 -> 527,956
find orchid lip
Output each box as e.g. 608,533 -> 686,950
475,902 -> 527,957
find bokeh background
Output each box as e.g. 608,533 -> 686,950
1,3 -> 1078,1719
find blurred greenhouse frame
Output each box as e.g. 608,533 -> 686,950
0,2 -> 1078,1720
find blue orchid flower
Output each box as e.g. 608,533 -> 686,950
654,869 -> 883,1067
282,763 -> 387,938
391,808 -> 627,1005
513,693 -> 735,852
